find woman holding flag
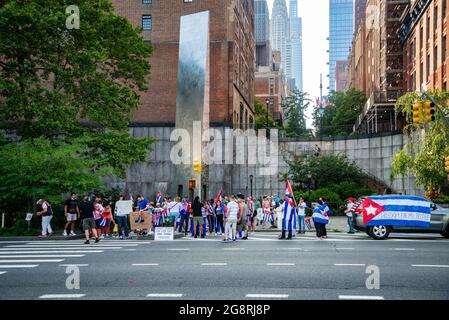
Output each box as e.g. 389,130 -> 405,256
214,200 -> 225,235
312,199 -> 329,239
279,180 -> 297,240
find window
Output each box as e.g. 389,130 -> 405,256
434,46 -> 438,71
142,0 -> 152,4
443,35 -> 447,64
444,0 -> 447,20
142,15 -> 152,30
435,6 -> 438,31
427,54 -> 431,80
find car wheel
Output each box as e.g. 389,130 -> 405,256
441,226 -> 449,239
368,225 -> 390,240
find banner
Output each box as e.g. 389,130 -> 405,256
362,196 -> 431,228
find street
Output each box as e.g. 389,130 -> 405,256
0,232 -> 448,300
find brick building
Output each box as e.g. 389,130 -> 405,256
111,0 -> 255,128
399,0 -> 449,92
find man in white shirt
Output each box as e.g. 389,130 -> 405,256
297,198 -> 307,234
345,197 -> 356,234
224,195 -> 239,242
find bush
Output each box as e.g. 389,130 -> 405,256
0,220 -> 40,237
429,194 -> 449,204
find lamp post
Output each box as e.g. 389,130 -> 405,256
307,172 -> 312,201
249,175 -> 254,197
265,98 -> 272,138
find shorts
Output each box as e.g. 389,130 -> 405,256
66,213 -> 77,222
95,219 -> 103,229
193,216 -> 203,227
82,218 -> 96,231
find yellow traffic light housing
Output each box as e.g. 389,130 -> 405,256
445,156 -> 449,173
425,101 -> 436,123
412,102 -> 423,125
193,159 -> 202,174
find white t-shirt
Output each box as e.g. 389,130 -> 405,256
345,203 -> 354,217
298,202 -> 307,216
168,201 -> 182,213
226,201 -> 239,221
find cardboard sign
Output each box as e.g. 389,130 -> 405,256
155,227 -> 174,241
25,213 -> 33,221
129,211 -> 152,232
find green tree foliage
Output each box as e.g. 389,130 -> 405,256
392,91 -> 449,196
0,0 -> 154,175
0,138 -> 110,214
281,90 -> 310,137
313,88 -> 367,136
254,97 -> 277,130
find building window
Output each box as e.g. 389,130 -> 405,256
142,0 -> 152,4
435,6 -> 438,31
269,78 -> 274,95
443,35 -> 447,64
434,46 -> 438,72
444,0 -> 447,20
240,103 -> 244,130
427,54 -> 431,81
142,15 -> 152,30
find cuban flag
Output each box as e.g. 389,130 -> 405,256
156,192 -> 163,205
312,206 -> 329,225
282,181 -> 297,231
215,190 -> 223,204
362,196 -> 431,227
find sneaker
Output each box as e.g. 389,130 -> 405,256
94,238 -> 100,243
38,234 -> 47,238
84,240 -> 90,245
100,234 -> 105,239
119,236 -> 124,240
222,239 -> 228,242
62,230 -> 68,236
48,232 -> 53,237
70,231 -> 76,236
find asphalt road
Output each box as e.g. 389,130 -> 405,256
0,232 -> 448,300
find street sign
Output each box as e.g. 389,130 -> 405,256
154,227 -> 174,241
25,213 -> 33,221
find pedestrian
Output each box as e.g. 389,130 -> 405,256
223,195 -> 239,242
312,199 -> 329,240
178,198 -> 190,235
297,198 -> 307,234
35,199 -> 54,238
280,198 -> 297,240
100,203 -> 115,238
79,196 -> 100,244
246,196 -> 255,233
191,196 -> 204,239
319,197 -> 330,238
214,200 -> 225,235
115,194 -> 133,240
345,197 -> 356,234
167,197 -> 182,228
93,195 -> 104,238
63,193 -> 80,236
206,199 -> 215,234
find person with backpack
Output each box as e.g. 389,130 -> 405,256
36,199 -> 54,238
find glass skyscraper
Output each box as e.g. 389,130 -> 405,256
328,0 -> 354,92
290,0 -> 303,91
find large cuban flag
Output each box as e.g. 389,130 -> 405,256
362,196 -> 432,228
282,180 -> 297,231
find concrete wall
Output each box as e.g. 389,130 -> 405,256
107,127 -> 422,200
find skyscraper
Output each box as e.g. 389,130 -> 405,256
328,0 -> 354,92
271,0 -> 292,81
289,0 -> 303,91
255,0 -> 272,67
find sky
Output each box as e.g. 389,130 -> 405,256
266,0 -> 329,128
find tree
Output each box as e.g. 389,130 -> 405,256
313,88 -> 366,136
254,97 -> 277,130
391,90 -> 449,197
282,90 -> 310,137
0,0 -> 154,176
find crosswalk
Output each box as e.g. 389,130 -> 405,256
0,240 -> 151,272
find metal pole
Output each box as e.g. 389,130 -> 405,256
1,213 -> 4,229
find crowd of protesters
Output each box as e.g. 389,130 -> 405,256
34,191 -> 360,242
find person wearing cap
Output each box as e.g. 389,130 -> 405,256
345,197 -> 356,234
36,199 -> 54,238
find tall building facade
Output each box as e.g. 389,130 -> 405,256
271,0 -> 292,81
111,0 -> 255,129
289,0 -> 304,91
328,0 -> 354,92
255,0 -> 272,67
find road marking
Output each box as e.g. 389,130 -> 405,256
0,259 -> 64,263
167,248 -> 190,251
412,265 -> 449,268
223,248 -> 245,251
0,250 -> 103,254
201,263 -> 227,266
0,255 -> 84,258
0,265 -> 39,268
334,264 -> 366,267
337,248 -> 355,250
147,293 -> 183,298
39,294 -> 85,299
339,295 -> 384,300
246,294 -> 289,299
6,244 -> 135,248
0,247 -> 122,250
267,263 -> 295,266
391,248 -> 415,251
0,271 -> 7,275
125,249 -> 137,251
132,264 -> 159,266
60,264 -> 89,267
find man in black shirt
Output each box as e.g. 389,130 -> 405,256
63,193 -> 80,236
191,196 -> 204,239
79,196 -> 99,244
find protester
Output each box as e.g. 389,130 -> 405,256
297,198 -> 307,234
167,197 -> 182,229
79,196 -> 99,244
93,195 -> 104,238
236,196 -> 248,240
224,195 -> 239,242
191,196 -> 204,239
319,197 -> 330,238
100,203 -> 115,238
206,199 -> 215,234
63,193 -> 80,236
178,198 -> 190,235
36,199 -> 54,238
214,200 -> 225,235
246,196 -> 255,233
280,198 -> 297,240
312,199 -> 329,239
115,194 -> 132,240
345,197 -> 356,234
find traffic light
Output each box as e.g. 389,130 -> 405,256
188,179 -> 197,190
445,156 -> 449,173
412,102 -> 423,125
193,159 -> 202,174
425,101 -> 436,123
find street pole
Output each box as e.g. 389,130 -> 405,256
1,213 -> 4,229
250,175 -> 254,197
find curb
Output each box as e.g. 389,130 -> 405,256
0,235 -> 85,241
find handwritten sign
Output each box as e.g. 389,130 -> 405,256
154,227 -> 174,241
25,213 -> 33,221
